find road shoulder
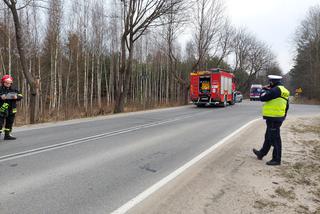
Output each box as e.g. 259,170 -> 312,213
130,115 -> 320,214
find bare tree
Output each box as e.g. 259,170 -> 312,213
0,0 -> 284,123
114,0 -> 185,113
215,19 -> 235,67
291,5 -> 320,99
232,28 -> 275,92
159,0 -> 189,104
191,0 -> 224,71
2,0 -> 39,123
232,28 -> 252,72
90,0 -> 107,112
44,0 -> 62,112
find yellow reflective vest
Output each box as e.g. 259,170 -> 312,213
262,86 -> 290,118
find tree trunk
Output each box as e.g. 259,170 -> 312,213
90,53 -> 94,111
104,59 -> 110,104
5,1 -> 38,123
84,52 -> 88,112
76,51 -> 80,107
65,50 -> 72,118
58,60 -> 63,117
54,44 -> 58,110
184,85 -> 189,105
38,56 -> 42,121
49,49 -> 54,111
8,13 -> 11,74
114,35 -> 127,113
97,56 -> 102,110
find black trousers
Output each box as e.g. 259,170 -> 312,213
0,113 -> 15,134
259,119 -> 283,162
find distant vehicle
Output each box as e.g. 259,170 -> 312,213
235,91 -> 243,103
190,68 -> 236,107
250,84 -> 262,101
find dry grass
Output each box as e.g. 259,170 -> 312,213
260,117 -> 320,213
281,161 -> 319,186
253,199 -> 282,210
295,205 -> 310,213
314,145 -> 320,156
290,124 -> 320,135
275,187 -> 296,200
290,97 -> 320,105
285,119 -> 320,205
14,102 -> 187,126
312,188 -> 320,199
124,102 -> 184,113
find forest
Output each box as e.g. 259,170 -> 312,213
290,5 -> 320,100
0,0 -> 318,124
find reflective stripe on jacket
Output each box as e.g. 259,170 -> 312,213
262,86 -> 290,118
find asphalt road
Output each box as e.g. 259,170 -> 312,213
0,101 -> 319,214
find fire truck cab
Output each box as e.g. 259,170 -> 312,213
190,68 -> 236,107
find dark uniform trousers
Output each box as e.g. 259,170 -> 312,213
260,119 -> 283,162
0,113 -> 15,135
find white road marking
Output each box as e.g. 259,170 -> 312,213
14,106 -> 191,132
0,114 -> 198,163
111,118 -> 260,214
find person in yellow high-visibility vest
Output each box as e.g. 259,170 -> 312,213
253,75 -> 290,166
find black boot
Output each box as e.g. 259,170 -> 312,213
4,133 -> 16,140
252,148 -> 263,160
266,160 -> 281,166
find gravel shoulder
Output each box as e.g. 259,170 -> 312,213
130,115 -> 320,214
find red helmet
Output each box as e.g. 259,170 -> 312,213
1,74 -> 13,83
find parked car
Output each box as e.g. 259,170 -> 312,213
235,91 -> 243,103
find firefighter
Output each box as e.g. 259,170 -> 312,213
0,75 -> 23,140
252,75 -> 290,166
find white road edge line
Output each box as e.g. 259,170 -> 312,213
111,118 -> 261,214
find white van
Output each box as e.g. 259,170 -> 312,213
250,84 -> 262,101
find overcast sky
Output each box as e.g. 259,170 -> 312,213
224,0 -> 320,74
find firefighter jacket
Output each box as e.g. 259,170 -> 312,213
260,83 -> 290,122
0,86 -> 23,116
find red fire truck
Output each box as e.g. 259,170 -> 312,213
190,68 -> 236,107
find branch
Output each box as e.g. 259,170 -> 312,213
2,0 -> 13,8
17,0 -> 33,10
